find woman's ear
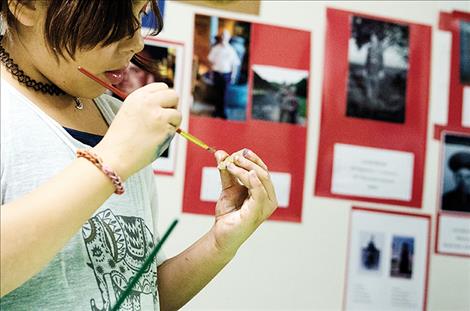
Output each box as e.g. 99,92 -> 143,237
7,0 -> 40,27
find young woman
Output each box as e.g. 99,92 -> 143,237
0,1 -> 278,310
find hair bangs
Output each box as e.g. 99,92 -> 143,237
44,0 -> 162,59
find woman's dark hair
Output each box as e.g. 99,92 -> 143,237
1,0 -> 162,71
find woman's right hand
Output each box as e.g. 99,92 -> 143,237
94,83 -> 181,180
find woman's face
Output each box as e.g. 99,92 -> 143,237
16,0 -> 149,99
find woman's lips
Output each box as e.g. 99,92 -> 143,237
104,67 -> 127,85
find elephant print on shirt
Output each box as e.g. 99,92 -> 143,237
82,209 -> 158,311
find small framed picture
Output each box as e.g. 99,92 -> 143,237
344,207 -> 430,310
440,133 -> 470,214
110,36 -> 185,175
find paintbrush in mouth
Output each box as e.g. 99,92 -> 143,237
78,66 -> 216,153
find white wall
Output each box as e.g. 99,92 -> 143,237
154,1 -> 470,310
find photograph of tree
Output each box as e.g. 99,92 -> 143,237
251,65 -> 308,126
346,16 -> 409,124
460,21 -> 470,84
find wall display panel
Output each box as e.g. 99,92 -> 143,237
109,37 -> 185,175
182,14 -> 311,222
315,8 -> 431,208
434,11 -> 470,139
435,132 -> 470,257
344,207 -> 431,311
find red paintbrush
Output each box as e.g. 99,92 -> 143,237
78,66 -> 216,153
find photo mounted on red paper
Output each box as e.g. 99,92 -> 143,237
435,132 -> 470,258
344,207 -> 431,311
183,14 -> 311,222
191,15 -> 250,121
251,65 -> 308,126
434,11 -> 470,139
109,37 -> 185,175
315,8 -> 431,208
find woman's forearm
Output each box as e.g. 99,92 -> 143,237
157,230 -> 236,311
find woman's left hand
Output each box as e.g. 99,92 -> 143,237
211,149 -> 278,258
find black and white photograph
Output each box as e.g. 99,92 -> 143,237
251,65 -> 308,125
191,14 -> 251,121
440,133 -> 470,213
390,235 -> 414,279
358,231 -> 384,274
346,16 -> 409,123
460,21 -> 470,84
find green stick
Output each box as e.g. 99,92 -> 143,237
111,219 -> 179,311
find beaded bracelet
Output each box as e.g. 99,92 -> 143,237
76,149 -> 125,195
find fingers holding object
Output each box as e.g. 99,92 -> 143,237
230,153 -> 276,203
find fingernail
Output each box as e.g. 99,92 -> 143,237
243,149 -> 250,157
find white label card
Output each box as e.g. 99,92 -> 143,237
332,144 -> 414,201
438,214 -> 470,256
463,87 -> 470,128
200,167 -> 291,208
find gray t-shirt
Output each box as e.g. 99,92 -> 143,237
1,79 -> 165,310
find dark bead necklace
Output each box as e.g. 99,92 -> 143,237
0,35 -> 84,109
0,35 -> 65,96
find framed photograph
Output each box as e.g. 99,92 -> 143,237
110,37 -> 184,175
315,8 -> 431,208
440,133 -> 470,213
347,16 -> 409,123
191,14 -> 251,121
435,132 -> 470,257
344,207 -> 431,311
251,65 -> 308,126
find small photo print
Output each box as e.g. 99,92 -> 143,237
346,16 -> 409,123
359,231 -> 384,274
390,235 -> 414,279
191,14 -> 251,121
460,21 -> 470,84
113,43 -> 177,94
440,133 -> 470,213
251,65 -> 308,125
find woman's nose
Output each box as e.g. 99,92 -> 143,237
123,30 -> 144,54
